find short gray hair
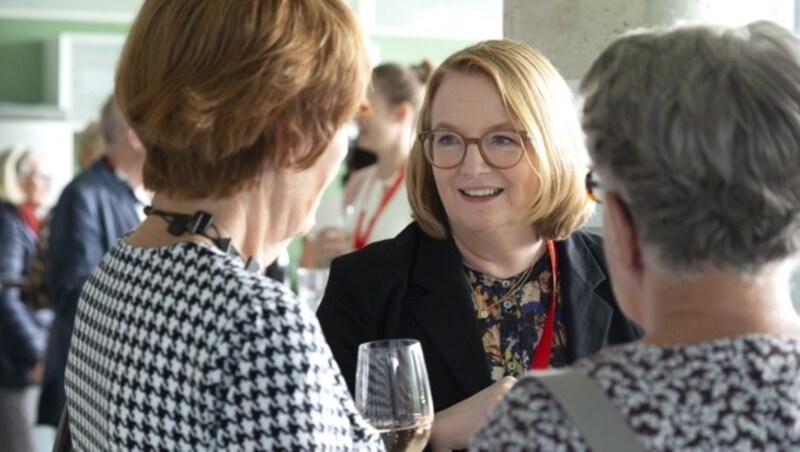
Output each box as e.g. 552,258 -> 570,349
581,21 -> 800,275
100,95 -> 127,146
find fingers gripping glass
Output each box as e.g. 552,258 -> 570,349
419,129 -> 531,169
585,169 -> 604,203
356,339 -> 433,452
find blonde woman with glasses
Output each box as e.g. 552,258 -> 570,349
318,40 -> 641,450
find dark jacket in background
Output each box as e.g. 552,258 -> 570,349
0,201 -> 47,388
38,159 -> 140,426
317,222 -> 642,412
343,145 -> 376,183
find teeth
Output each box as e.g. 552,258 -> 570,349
462,188 -> 502,197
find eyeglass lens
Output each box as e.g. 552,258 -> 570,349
423,130 -> 525,169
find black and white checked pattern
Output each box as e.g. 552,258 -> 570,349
471,335 -> 800,451
65,240 -> 382,451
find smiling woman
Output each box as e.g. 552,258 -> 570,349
425,72 -> 543,246
317,39 -> 642,451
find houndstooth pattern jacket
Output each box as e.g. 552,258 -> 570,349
65,240 -> 382,451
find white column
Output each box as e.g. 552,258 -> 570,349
505,0 -> 800,308
504,0 -> 795,79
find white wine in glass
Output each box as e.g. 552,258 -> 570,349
356,339 -> 434,452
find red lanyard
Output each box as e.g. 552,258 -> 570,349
530,240 -> 558,370
353,167 -> 405,250
18,203 -> 41,236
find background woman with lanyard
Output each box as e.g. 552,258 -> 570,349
317,40 -> 642,451
0,147 -> 50,452
302,60 -> 433,266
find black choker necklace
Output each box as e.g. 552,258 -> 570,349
144,206 -> 260,273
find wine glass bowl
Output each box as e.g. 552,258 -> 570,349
295,267 -> 330,311
356,339 -> 434,452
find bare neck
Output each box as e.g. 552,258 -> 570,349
641,264 -> 800,345
128,186 -> 288,269
452,226 -> 545,278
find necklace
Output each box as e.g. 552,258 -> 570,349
144,206 -> 260,273
474,258 -> 538,320
471,240 -> 560,370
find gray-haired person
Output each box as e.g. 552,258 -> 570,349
472,21 -> 800,450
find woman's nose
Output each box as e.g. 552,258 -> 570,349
459,142 -> 492,175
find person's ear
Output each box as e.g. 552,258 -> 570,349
125,128 -> 145,153
605,193 -> 643,274
394,101 -> 413,123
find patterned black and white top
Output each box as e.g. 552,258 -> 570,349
65,240 -> 383,451
471,335 -> 800,451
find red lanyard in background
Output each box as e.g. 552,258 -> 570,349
353,167 -> 405,250
531,240 -> 558,370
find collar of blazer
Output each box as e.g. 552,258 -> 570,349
556,232 -> 615,362
409,227 -> 614,398
94,158 -> 138,200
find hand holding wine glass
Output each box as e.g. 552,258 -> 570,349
427,376 -> 517,451
356,339 -> 434,452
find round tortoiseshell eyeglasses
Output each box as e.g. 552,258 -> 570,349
585,169 -> 604,203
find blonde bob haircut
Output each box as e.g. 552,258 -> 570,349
408,40 -> 592,240
116,0 -> 370,199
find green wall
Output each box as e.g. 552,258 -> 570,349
0,17 -> 474,104
0,18 -> 128,104
0,17 -> 475,279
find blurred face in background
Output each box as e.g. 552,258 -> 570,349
17,156 -> 50,207
75,121 -> 105,170
356,88 -> 406,157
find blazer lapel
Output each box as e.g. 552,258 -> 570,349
410,233 -> 492,398
559,235 -> 614,361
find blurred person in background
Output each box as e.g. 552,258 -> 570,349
25,120 -> 108,313
472,21 -> 800,450
302,60 -> 434,267
62,0 -> 383,449
0,146 -> 51,452
318,40 -> 641,451
37,96 -> 145,427
342,140 -> 376,184
74,121 -> 105,170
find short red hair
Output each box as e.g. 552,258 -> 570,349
116,0 -> 370,198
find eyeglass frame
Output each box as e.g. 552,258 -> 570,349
585,169 -> 603,203
417,128 -> 533,170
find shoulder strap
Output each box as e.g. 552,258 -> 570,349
534,368 -> 645,452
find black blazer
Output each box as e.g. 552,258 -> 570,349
38,158 -> 141,426
317,222 -> 642,412
0,201 -> 47,388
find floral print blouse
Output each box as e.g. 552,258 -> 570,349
466,252 -> 567,380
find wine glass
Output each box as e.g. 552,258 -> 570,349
355,339 -> 434,452
295,267 -> 330,311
